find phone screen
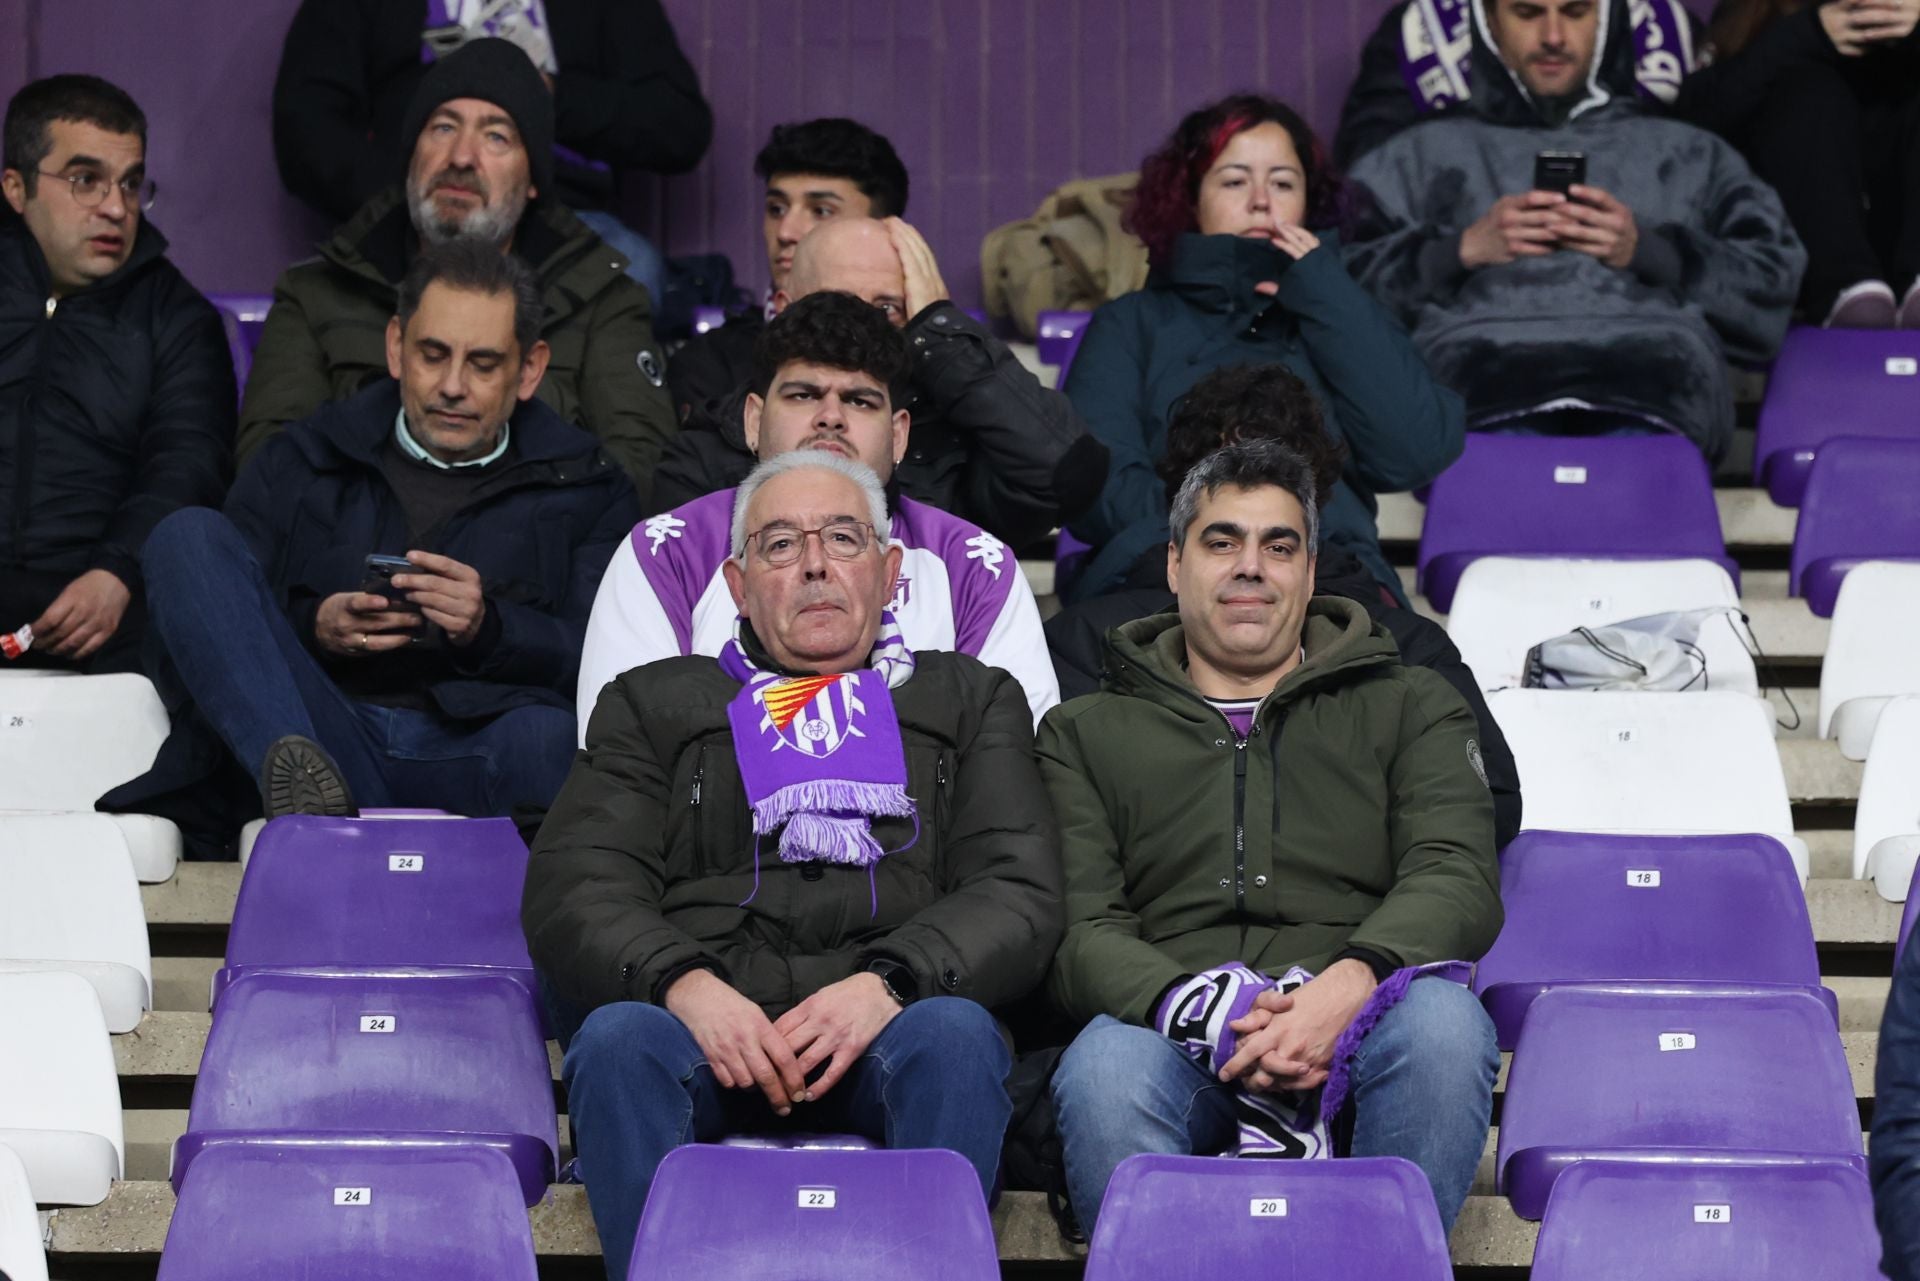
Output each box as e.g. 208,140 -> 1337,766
1534,151 -> 1587,196
361,555 -> 423,615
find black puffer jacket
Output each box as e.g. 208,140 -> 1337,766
0,215 -> 234,592
649,300 -> 1110,551
524,641 -> 1065,1018
1043,547 -> 1523,851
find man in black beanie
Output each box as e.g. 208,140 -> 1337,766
240,36 -> 677,499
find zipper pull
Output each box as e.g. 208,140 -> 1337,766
44,296 -> 57,319
689,749 -> 704,807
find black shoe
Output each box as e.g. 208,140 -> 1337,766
260,735 -> 356,818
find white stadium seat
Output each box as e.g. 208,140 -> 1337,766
0,1141 -> 49,1281
0,816 -> 152,1032
1488,689 -> 1807,881
0,972 -> 122,1206
1446,557 -> 1757,696
1853,694 -> 1920,900
1819,561 -> 1920,759
0,673 -> 179,882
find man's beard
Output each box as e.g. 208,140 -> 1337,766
408,169 -> 526,248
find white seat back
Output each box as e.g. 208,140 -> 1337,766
0,674 -> 168,810
1488,689 -> 1804,879
0,816 -> 152,1031
0,1142 -> 49,1281
1447,558 -> 1755,695
1853,694 -> 1920,898
0,972 -> 122,1206
1819,561 -> 1920,758
0,674 -> 180,883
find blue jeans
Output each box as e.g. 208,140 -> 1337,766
563,997 -> 1013,1281
141,507 -> 576,815
1051,979 -> 1498,1234
575,209 -> 667,308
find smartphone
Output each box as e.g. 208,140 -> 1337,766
360,553 -> 423,614
1533,150 -> 1587,196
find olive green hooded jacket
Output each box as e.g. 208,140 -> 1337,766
1040,597 -> 1502,1026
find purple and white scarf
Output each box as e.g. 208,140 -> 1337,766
717,613 -> 918,878
1155,959 -> 1471,1159
422,0 -> 557,72
1397,0 -> 1694,113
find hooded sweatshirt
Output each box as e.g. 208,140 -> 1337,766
1345,0 -> 1806,463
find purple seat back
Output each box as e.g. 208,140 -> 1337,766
1753,327 -> 1920,506
1789,435 -> 1920,616
1496,987 -> 1862,1219
215,815 -> 535,1007
692,305 -> 728,335
175,971 -> 557,1206
1530,1159 -> 1883,1281
1474,832 -> 1831,1049
1083,1154 -> 1451,1281
629,1145 -> 997,1280
158,1141 -> 537,1281
1036,309 -> 1092,370
1417,434 -> 1733,613
206,293 -> 274,350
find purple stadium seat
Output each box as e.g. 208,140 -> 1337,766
1753,327 -> 1920,507
1496,987 -> 1862,1219
212,815 -> 535,1008
1474,831 -> 1832,1049
206,293 -> 273,351
692,305 -> 727,335
158,1142 -> 537,1281
1789,435 -> 1920,617
172,971 -> 557,1206
629,1145 -> 998,1281
1036,309 -> 1091,370
1417,434 -> 1733,613
1082,1154 -> 1451,1281
1529,1159 -> 1884,1281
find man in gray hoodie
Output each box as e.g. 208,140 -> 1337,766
1345,0 -> 1806,464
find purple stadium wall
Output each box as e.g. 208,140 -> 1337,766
0,0 -> 1713,307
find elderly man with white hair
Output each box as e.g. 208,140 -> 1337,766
523,447 -> 1064,1281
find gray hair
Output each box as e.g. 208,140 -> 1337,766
1169,440 -> 1321,552
396,237 -> 544,356
731,450 -> 892,558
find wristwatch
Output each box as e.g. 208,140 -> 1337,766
865,959 -> 918,1007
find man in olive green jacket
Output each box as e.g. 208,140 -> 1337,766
1042,439 -> 1502,1234
238,38 -> 675,495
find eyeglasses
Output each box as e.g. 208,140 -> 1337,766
36,169 -> 157,211
743,520 -> 878,567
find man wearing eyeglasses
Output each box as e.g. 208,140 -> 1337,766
576,290 -> 1062,744
525,447 -> 1063,1279
0,75 -> 233,672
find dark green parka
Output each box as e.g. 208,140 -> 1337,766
1040,598 -> 1501,1026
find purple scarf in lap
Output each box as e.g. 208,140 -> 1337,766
717,613 -> 918,872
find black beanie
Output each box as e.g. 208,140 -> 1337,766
399,36 -> 555,201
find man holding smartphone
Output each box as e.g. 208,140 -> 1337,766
118,238 -> 639,839
1346,0 -> 1807,465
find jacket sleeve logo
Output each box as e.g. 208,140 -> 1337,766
643,513 -> 687,556
964,532 -> 1005,579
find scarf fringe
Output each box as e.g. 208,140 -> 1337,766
756,781 -> 915,867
